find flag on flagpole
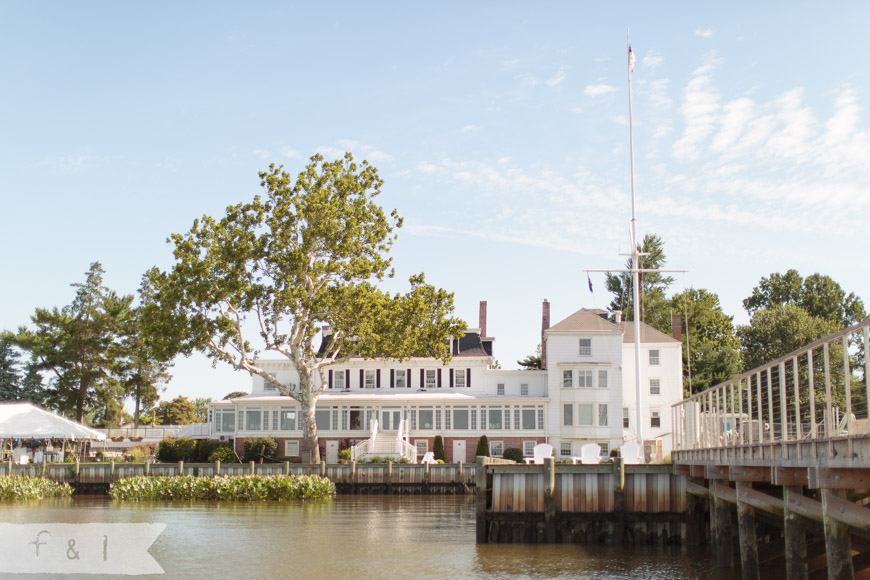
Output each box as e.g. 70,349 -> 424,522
628,44 -> 635,73
587,273 -> 593,293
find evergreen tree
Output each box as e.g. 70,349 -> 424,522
517,345 -> 542,370
433,435 -> 445,462
0,340 -> 20,401
475,434 -> 489,457
19,362 -> 47,406
605,233 -> 675,334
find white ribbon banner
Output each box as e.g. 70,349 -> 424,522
0,523 -> 165,575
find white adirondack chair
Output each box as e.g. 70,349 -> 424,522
524,443 -> 554,464
619,442 -> 643,464
419,451 -> 436,464
575,443 -> 601,465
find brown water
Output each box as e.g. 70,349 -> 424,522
0,496 -> 739,579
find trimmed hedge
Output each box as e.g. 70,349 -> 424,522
109,474 -> 335,501
0,476 -> 73,500
242,437 -> 278,462
433,436 -> 445,462
502,448 -> 523,463
475,435 -> 489,457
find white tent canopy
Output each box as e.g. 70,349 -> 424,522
0,402 -> 106,440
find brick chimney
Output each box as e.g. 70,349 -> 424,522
671,314 -> 682,342
541,300 -> 550,370
479,301 -> 487,338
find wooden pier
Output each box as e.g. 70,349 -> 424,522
671,317 -> 870,580
474,456 -> 687,545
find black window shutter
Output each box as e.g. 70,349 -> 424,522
376,369 -> 381,388
420,369 -> 424,389
345,370 -> 350,389
328,370 -> 333,389
390,369 -> 395,388
467,368 -> 472,388
437,368 -> 442,388
359,369 -> 364,388
407,368 -> 412,388
449,369 -> 454,388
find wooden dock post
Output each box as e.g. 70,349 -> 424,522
613,457 -> 626,545
711,479 -> 735,568
249,460 -> 255,475
543,457 -> 556,543
783,486 -> 808,580
736,481 -> 759,580
475,456 -> 488,543
215,460 -> 221,476
686,478 -> 707,547
822,490 -> 854,580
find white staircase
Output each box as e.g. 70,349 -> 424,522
350,419 -> 417,463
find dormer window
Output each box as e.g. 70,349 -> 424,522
264,380 -> 276,392
333,372 -> 345,389
579,338 -> 592,356
455,369 -> 466,388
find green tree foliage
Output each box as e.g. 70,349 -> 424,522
8,263 -> 132,423
223,391 -> 249,400
243,436 -> 278,462
144,154 -> 465,463
0,340 -> 21,401
155,396 -> 197,425
433,435 -> 445,462
605,233 -> 675,334
670,288 -> 740,395
517,344 -> 542,370
743,270 -> 865,327
737,304 -> 840,371
193,397 -> 213,423
475,434 -> 489,457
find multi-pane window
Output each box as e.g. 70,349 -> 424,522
217,410 -> 235,433
488,408 -> 503,430
523,441 -> 536,457
364,370 -> 376,389
649,349 -> 660,366
284,441 -> 299,457
497,383 -> 505,396
521,383 -> 529,396
272,410 -> 279,431
245,408 -> 261,431
598,404 -> 608,426
578,370 -> 594,388
651,410 -> 661,428
418,409 -> 434,429
455,369 -> 466,388
579,338 -> 592,356
415,440 -> 428,456
650,378 -> 661,395
435,408 -> 442,430
563,404 -> 574,426
264,380 -> 276,392
425,370 -> 437,389
562,370 -> 573,387
504,406 -> 511,430
577,404 -> 594,426
522,407 -> 537,430
600,442 -> 610,456
334,372 -> 345,389
598,370 -> 608,388
623,407 -> 630,429
471,407 -> 477,430
453,407 -> 469,430
315,409 -> 330,431
560,442 -> 572,457
489,441 -> 504,457
537,407 -> 545,430
395,370 -> 407,389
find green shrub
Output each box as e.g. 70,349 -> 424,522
125,444 -> 157,463
207,444 -> 238,463
157,437 -> 198,462
502,448 -> 523,463
243,437 -> 278,462
433,436 -> 445,462
109,474 -> 335,501
338,448 -> 351,462
0,476 -> 73,500
475,435 -> 489,457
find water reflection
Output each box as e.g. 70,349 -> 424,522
0,496 -> 736,580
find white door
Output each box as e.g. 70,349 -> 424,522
381,409 -> 401,431
452,440 -> 466,463
326,440 -> 339,464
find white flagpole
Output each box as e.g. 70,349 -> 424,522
627,30 -> 645,454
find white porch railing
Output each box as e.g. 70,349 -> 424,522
349,418 -> 416,462
672,316 -> 870,451
395,419 -> 416,460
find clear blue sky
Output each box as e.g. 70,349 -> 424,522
2,2 -> 868,404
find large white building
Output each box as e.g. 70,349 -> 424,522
209,301 -> 683,463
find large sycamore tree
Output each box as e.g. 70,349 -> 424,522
144,153 -> 465,463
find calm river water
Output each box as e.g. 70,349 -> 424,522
0,496 -> 739,580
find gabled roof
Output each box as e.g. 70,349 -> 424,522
617,321 -> 679,344
548,308 -> 620,332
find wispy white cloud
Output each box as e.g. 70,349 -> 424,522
546,68 -> 567,88
280,148 -> 300,159
252,149 -> 271,160
695,28 -> 713,38
642,52 -> 663,69
39,155 -> 91,171
585,84 -> 617,97
673,55 -> 723,161
460,125 -> 481,133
